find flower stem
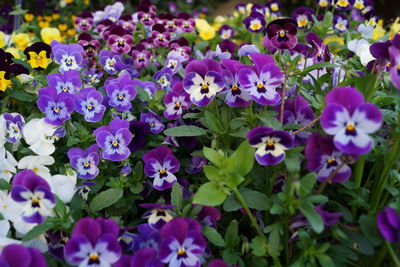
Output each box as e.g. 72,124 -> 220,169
386,241 -> 400,267
351,156 -> 365,217
290,115 -> 320,135
280,68 -> 289,124
315,162 -> 345,194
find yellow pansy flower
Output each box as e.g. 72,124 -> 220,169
372,24 -> 385,41
39,21 -> 50,28
390,17 -> 400,40
324,35 -> 345,52
27,51 -> 51,70
52,13 -> 60,20
11,33 -> 30,50
0,31 -> 6,48
24,13 -> 34,22
58,23 -> 68,32
0,71 -> 12,92
41,27 -> 62,44
67,29 -> 77,36
195,19 -> 216,40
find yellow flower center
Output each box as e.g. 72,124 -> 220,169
337,0 -> 349,7
177,249 -> 186,255
257,83 -> 264,89
33,168 -> 39,173
87,105 -> 93,110
53,107 -> 60,113
84,162 -> 90,167
250,23 -> 261,31
231,84 -> 239,91
346,124 -> 355,132
298,19 -> 308,27
118,95 -> 124,100
279,30 -> 286,37
112,141 -> 119,147
271,4 -> 279,11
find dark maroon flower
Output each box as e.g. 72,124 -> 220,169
266,18 -> 298,50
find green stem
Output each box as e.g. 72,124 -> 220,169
353,156 -> 365,188
372,245 -> 388,267
386,241 -> 400,267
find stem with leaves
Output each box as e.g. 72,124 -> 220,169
386,241 -> 400,267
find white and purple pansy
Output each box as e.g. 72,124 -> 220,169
159,218 -> 206,267
239,53 -> 284,106
99,50 -> 124,75
74,87 -> 106,123
154,67 -> 173,91
37,86 -> 75,126
140,109 -> 165,134
143,146 -> 180,191
183,59 -> 225,106
67,144 -> 100,179
65,217 -> 122,267
10,170 -> 55,224
221,59 -> 251,107
105,76 -> 137,112
305,133 -> 352,183
94,119 -> 132,161
51,42 -> 84,73
164,82 -> 191,120
47,70 -> 82,94
2,112 -> 25,144
247,126 -> 294,166
140,203 -> 174,230
320,87 -> 383,155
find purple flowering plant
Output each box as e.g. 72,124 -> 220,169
1,0 -> 400,266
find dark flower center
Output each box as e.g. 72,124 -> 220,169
345,123 -> 357,136
159,169 -> 168,178
200,83 -> 210,94
256,82 -> 266,93
117,40 -> 125,47
265,140 -> 275,151
231,84 -> 241,95
88,253 -> 100,265
327,157 -> 338,168
177,248 -> 187,259
156,209 -> 166,216
174,102 -> 181,110
277,30 -> 289,42
31,198 -> 40,208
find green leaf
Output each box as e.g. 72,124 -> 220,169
194,41 -> 209,51
136,86 -> 150,102
22,219 -> 54,241
66,137 -> 80,147
317,255 -> 335,267
171,182 -> 183,211
300,173 -> 317,197
204,111 -> 224,133
203,165 -> 221,181
225,220 -> 239,248
284,148 -> 303,174
359,215 -> 382,246
203,226 -> 225,247
193,182 -> 227,206
229,141 -> 255,176
225,173 -> 244,189
299,202 -> 324,233
300,62 -> 338,75
7,89 -> 36,102
54,196 -> 67,218
0,179 -> 11,190
250,236 -> 267,257
164,125 -> 207,137
257,111 -> 282,130
89,188 -> 124,212
203,147 -> 224,166
223,188 -> 270,211
340,229 -> 375,255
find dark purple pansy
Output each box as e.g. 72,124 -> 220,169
65,217 -> 122,266
159,218 -> 206,267
164,82 -> 191,120
243,11 -> 266,33
333,14 -> 349,32
238,53 -> 283,106
74,87 -> 106,123
75,11 -> 94,31
176,12 -> 196,33
115,248 -> 163,267
305,133 -> 352,183
78,33 -> 100,62
183,59 -> 225,106
3,112 -> 24,143
266,18 -> 298,50
185,155 -> 207,174
52,42 -> 84,73
104,76 -> 137,112
197,206 -> 221,228
37,86 -> 75,126
11,170 -> 55,224
68,144 -> 100,179
388,45 -> 400,89
247,126 -> 294,166
128,120 -> 150,151
267,0 -> 282,12
140,109 -> 165,134
0,244 -> 46,267
218,24 -> 235,40
221,59 -> 251,107
143,146 -> 180,190
131,49 -> 151,69
320,87 -> 382,155
94,119 -> 132,161
47,70 -> 82,94
377,206 -> 400,243
138,10 -> 156,27
131,223 -> 161,251
151,24 -> 171,48
306,32 -> 331,64
291,7 -> 314,28
116,14 -> 136,31
99,50 -> 124,75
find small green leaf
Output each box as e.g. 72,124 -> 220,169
299,202 -> 324,233
164,125 -> 207,137
22,219 -> 54,241
223,188 -> 270,211
225,173 -> 244,189
229,141 -> 255,176
225,220 -> 239,248
300,62 -> 338,75
193,182 -> 227,206
203,147 -> 224,166
204,111 -> 224,133
203,165 -> 221,181
250,236 -> 267,257
171,182 -> 183,211
300,173 -> 317,196
359,215 -> 382,246
89,188 -> 124,212
203,226 -> 225,247
0,179 -> 11,190
7,89 -> 37,102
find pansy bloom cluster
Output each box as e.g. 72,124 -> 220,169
0,0 -> 400,266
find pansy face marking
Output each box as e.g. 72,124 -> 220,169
61,55 -> 78,71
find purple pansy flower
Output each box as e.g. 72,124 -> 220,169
176,13 -> 196,33
183,59 -> 225,106
164,82 -> 191,120
37,86 -> 75,126
99,50 -> 124,75
243,11 -> 266,33
131,49 -> 151,69
143,146 -> 180,190
185,155 -> 207,174
218,25 -> 235,40
266,18 -> 298,50
52,42 -> 84,73
83,69 -> 103,86
3,112 -> 24,143
247,126 -> 294,166
377,206 -> 400,243
68,144 -> 100,179
165,50 -> 186,74
94,119 -> 132,161
138,11 -> 156,27
154,67 -> 173,91
221,59 -> 251,107
128,121 -> 149,151
131,223 -> 161,251
278,95 -> 315,145
141,203 -> 175,230
115,248 -> 163,267
159,218 -> 206,267
388,44 -> 400,89
75,11 -> 94,31
140,109 -> 165,134
151,24 -> 171,48
106,25 -> 134,54
116,14 -> 136,31
11,170 -> 55,224
333,14 -> 349,32
334,0 -> 352,10
305,133 -> 352,183
320,87 -> 383,155
267,0 -> 282,12
75,87 -> 106,123
105,76 -> 137,112
238,53 -> 284,106
291,7 -> 314,28
306,32 -> 331,64
0,244 -> 46,267
65,217 -> 122,267
47,70 -> 82,94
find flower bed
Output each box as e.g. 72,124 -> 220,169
0,0 -> 400,266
